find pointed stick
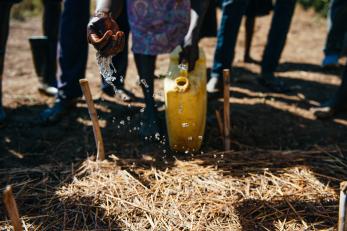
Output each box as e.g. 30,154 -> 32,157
338,181 -> 347,231
223,69 -> 231,151
215,110 -> 224,137
79,79 -> 105,161
3,185 -> 22,231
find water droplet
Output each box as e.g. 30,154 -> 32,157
127,116 -> 131,121
140,108 -> 145,113
178,105 -> 183,114
140,79 -> 149,88
120,120 -> 125,125
198,136 -> 203,140
181,122 -> 189,128
185,150 -> 189,154
188,136 -> 193,141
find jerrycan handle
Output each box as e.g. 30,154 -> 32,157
175,64 -> 189,93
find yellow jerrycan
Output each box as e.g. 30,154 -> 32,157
164,47 -> 207,152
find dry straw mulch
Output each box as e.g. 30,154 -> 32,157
1,147 -> 346,230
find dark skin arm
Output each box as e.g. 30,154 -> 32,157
87,0 -> 125,57
180,0 -> 210,71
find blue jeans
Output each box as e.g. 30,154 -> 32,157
261,0 -> 296,75
57,0 -> 90,100
211,0 -> 249,78
324,0 -> 347,56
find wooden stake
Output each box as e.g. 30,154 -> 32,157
223,69 -> 231,151
215,110 -> 224,137
338,181 -> 347,231
79,79 -> 105,161
3,185 -> 22,231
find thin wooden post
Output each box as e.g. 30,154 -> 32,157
223,69 -> 231,151
79,79 -> 105,161
3,185 -> 22,231
215,110 -> 224,137
338,181 -> 347,231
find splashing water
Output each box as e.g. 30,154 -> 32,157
97,52 -> 117,91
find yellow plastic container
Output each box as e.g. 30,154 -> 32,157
164,47 -> 207,152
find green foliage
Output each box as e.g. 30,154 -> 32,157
11,0 -> 43,21
298,0 -> 330,17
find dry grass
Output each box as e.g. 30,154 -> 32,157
1,147 -> 346,230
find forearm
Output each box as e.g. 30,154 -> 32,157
184,0 -> 210,47
95,0 -> 123,19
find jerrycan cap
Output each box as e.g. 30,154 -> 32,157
175,76 -> 190,93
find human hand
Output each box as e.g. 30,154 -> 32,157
87,13 -> 125,57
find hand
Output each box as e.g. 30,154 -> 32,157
87,13 -> 125,57
179,44 -> 199,72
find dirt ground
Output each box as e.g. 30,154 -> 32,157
1,6 -> 347,231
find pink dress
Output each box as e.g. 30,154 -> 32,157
127,0 -> 190,55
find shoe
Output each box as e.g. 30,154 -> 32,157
38,83 -> 58,97
207,76 -> 222,93
40,98 -> 77,124
102,86 -> 134,102
258,74 -> 290,93
321,54 -> 339,68
139,108 -> 161,140
0,106 -> 6,127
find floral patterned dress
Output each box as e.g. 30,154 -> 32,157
127,0 -> 190,55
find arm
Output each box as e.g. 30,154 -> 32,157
95,0 -> 123,19
180,0 -> 210,71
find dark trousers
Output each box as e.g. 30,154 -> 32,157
334,61 -> 347,107
42,0 -> 61,86
261,0 -> 296,74
57,0 -> 90,100
324,0 -> 347,56
134,54 -> 156,110
101,5 -> 130,91
211,0 -> 249,78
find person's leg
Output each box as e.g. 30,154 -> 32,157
207,0 -> 249,93
322,0 -> 347,67
42,0 -> 61,88
0,1 -> 18,124
41,0 -> 90,124
260,0 -> 296,92
134,53 -> 160,137
313,61 -> 347,119
244,16 -> 256,63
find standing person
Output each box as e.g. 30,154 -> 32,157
207,0 -> 249,93
321,0 -> 347,68
312,61 -> 347,118
40,0 -> 132,124
207,0 -> 297,93
87,0 -> 209,137
0,0 -> 21,125
40,0 -> 90,124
